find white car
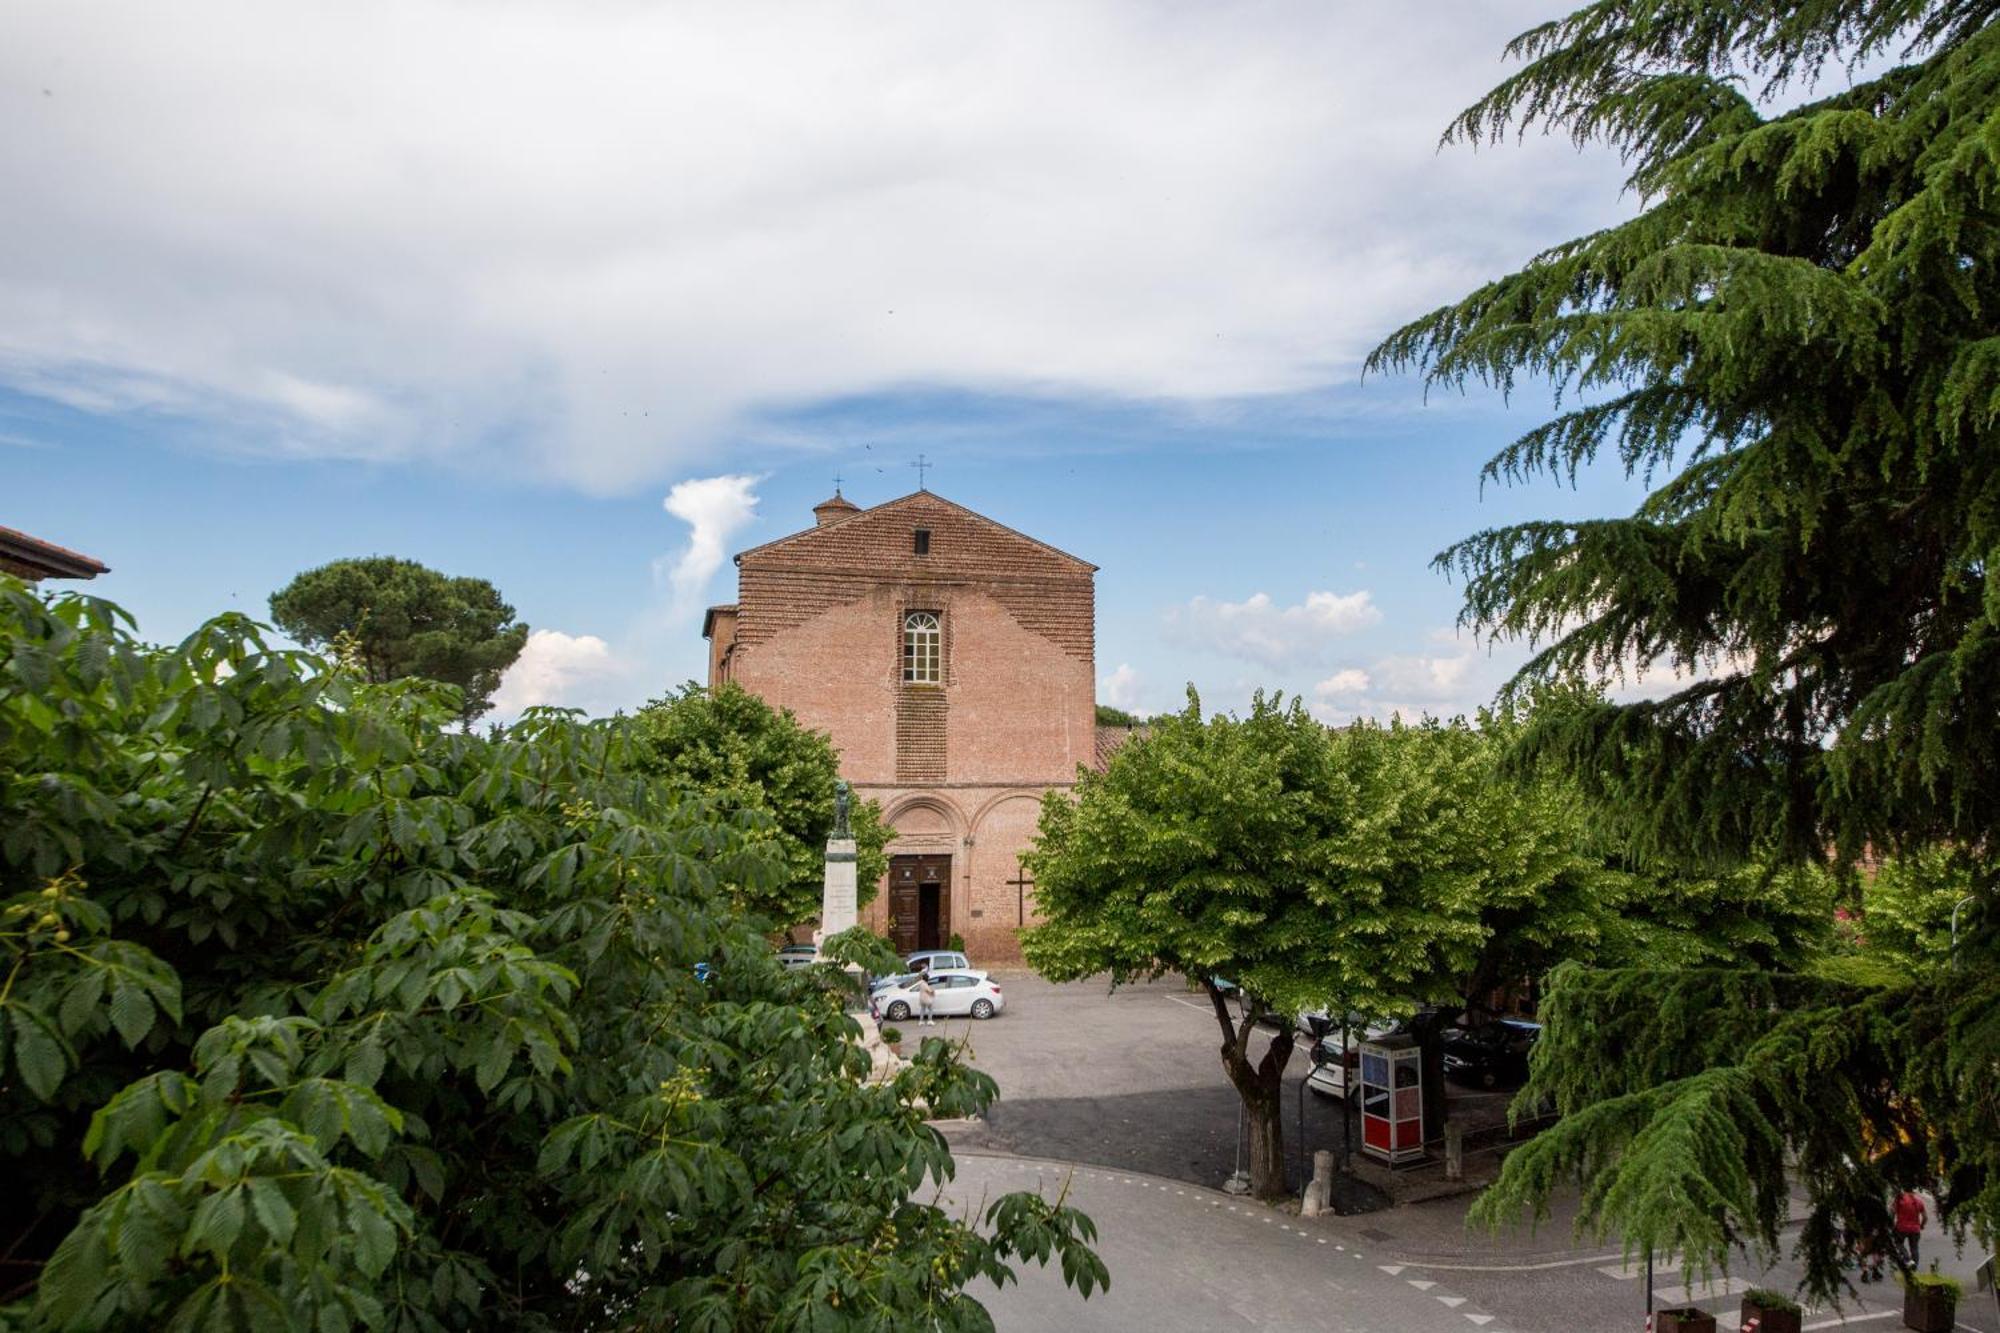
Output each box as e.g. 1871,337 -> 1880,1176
1304,1020 -> 1403,1099
870,969 -> 1005,1021
776,944 -> 819,972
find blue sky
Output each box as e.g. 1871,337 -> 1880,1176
4,377 -> 1650,724
1,0 -> 1661,723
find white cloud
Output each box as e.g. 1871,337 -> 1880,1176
1314,668 -> 1372,697
490,629 -> 630,720
658,474 -> 763,616
1100,663 -> 1145,713
1164,589 -> 1382,666
0,1 -> 1630,491
1371,653 -> 1474,699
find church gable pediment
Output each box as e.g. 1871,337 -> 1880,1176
731,491 -> 1096,663
736,492 -> 1096,579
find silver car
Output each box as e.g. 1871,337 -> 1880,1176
1304,1020 -> 1403,1099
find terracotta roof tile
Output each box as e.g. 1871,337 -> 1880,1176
1094,724 -> 1146,771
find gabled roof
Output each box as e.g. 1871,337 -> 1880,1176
0,525 -> 109,581
734,491 -> 1097,572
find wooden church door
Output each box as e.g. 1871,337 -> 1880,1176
888,855 -> 950,954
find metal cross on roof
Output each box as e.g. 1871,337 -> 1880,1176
911,454 -> 932,490
832,472 -> 843,494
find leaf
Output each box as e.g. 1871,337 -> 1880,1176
342,1037 -> 385,1089
185,1185 -> 246,1262
58,969 -> 108,1037
345,1188 -> 398,1279
10,1005 -> 71,1100
246,1177 -> 297,1247
108,981 -> 157,1049
473,1033 -> 512,1095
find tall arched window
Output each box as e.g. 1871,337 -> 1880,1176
903,611 -> 941,683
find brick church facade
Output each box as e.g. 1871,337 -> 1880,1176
702,490 -> 1096,960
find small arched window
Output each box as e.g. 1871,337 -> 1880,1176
903,611 -> 941,684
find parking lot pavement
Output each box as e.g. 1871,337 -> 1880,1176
927,970 -> 1445,1196
924,970 -> 1307,1189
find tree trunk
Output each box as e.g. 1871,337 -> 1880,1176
1241,1077 -> 1285,1198
1202,978 -> 1296,1200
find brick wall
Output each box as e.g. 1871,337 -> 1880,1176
709,491 -> 1096,961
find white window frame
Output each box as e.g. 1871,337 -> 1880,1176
903,611 -> 941,684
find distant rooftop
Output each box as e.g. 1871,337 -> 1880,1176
0,525 -> 109,582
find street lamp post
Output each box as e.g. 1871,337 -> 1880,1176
1340,1009 -> 1354,1171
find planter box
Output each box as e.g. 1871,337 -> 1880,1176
1903,1284 -> 1957,1333
1740,1297 -> 1802,1333
1657,1309 -> 1717,1333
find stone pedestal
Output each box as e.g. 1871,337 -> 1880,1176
813,837 -> 858,952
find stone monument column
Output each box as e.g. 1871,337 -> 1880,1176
814,780 -> 859,951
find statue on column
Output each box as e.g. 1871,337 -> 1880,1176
832,779 -> 852,839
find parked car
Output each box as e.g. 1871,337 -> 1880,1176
870,969 -> 1005,1021
1440,1018 -> 1543,1089
1304,1018 -> 1406,1099
871,950 -> 971,991
776,943 -> 819,972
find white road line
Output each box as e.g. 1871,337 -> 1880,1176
1800,1313 -> 1896,1330
1655,1276 -> 1755,1299
1389,1251 -> 1629,1274
1437,1295 -> 1466,1308
1163,995 -> 1212,1012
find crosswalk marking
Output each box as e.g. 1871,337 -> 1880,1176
1598,1258 -> 1683,1281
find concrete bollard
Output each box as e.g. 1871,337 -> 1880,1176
1301,1150 -> 1335,1217
1444,1121 -> 1464,1181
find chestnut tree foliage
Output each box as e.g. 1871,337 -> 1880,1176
0,582 -> 1103,1330
1369,0 -> 2000,1296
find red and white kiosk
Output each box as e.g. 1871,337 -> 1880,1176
1358,1033 -> 1425,1165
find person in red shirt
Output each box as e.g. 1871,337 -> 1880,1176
1893,1189 -> 1928,1268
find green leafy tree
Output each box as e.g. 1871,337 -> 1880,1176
1093,704 -> 1142,728
1842,848 -> 1979,966
268,556 -> 528,723
0,580 -> 1104,1329
629,683 -> 891,927
1022,691 -> 1621,1199
1369,0 -> 2000,1294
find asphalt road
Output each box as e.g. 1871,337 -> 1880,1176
924,971 -> 2000,1333
944,1153 -> 1486,1333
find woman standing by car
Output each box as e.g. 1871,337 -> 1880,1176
914,967 -> 936,1027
